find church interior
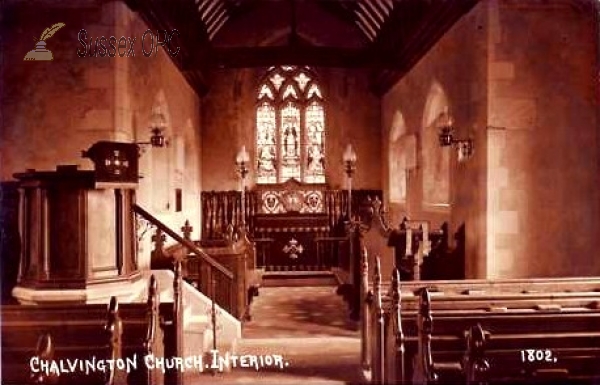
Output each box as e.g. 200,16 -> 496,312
2,0 -> 600,384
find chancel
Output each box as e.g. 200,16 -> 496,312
2,0 -> 600,384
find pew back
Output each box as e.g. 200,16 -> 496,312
403,291 -> 600,384
2,301 -> 118,385
1,277 -> 161,385
362,259 -> 600,385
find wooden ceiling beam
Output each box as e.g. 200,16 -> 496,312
208,46 -> 374,68
314,0 -> 371,44
369,0 -> 481,95
125,0 -> 212,95
371,0 -> 430,54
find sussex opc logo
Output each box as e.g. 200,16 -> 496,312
24,23 -> 65,61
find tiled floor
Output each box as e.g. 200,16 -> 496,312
243,286 -> 359,339
194,285 -> 366,384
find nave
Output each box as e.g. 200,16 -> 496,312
205,284 -> 363,384
2,0 -> 600,384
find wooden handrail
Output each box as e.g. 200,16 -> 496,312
133,204 -> 234,279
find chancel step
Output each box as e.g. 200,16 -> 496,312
261,271 -> 339,287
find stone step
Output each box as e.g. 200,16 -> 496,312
261,271 -> 339,287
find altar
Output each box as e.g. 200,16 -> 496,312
200,180 -> 382,273
254,213 -> 329,271
253,179 -> 330,271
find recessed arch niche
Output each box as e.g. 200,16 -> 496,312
422,81 -> 451,209
389,110 -> 408,204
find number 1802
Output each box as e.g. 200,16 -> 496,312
520,349 -> 557,363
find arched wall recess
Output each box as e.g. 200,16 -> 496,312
389,110 -> 416,204
421,81 -> 451,209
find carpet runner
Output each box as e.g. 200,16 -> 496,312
195,285 -> 365,384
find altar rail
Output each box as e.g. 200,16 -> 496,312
361,251 -> 600,384
200,189 -> 382,241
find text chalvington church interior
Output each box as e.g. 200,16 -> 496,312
2,0 -> 600,384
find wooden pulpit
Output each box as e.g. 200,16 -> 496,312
12,142 -> 142,304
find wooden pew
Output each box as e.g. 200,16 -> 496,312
405,288 -> 600,384
1,276 -> 161,385
2,297 -> 121,385
339,199 -> 451,321
363,259 -> 600,384
388,219 -> 453,281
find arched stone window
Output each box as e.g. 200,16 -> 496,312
255,66 -> 326,184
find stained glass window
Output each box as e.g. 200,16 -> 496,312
256,102 -> 277,184
255,66 -> 326,184
304,101 -> 325,183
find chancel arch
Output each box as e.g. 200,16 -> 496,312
421,81 -> 451,210
255,66 -> 326,185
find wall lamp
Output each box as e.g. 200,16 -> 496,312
136,127 -> 166,148
136,109 -> 168,153
342,144 -> 357,220
437,109 -> 474,161
236,146 -> 250,235
235,145 -> 250,179
343,144 -> 357,178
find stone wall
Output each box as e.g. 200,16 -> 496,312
201,67 -> 381,191
0,1 -> 203,270
485,0 -> 600,278
382,0 -> 600,278
382,1 -> 489,278
1,3 -> 113,176
123,6 -> 203,266
201,0 -> 380,192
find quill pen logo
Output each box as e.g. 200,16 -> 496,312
24,22 -> 65,61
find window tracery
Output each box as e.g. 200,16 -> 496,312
256,66 -> 326,184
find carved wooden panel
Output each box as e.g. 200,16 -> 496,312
255,179 -> 326,214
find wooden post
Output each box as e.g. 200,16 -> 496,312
386,268 -> 405,384
105,296 -> 122,385
464,324 -> 489,385
181,220 -> 193,242
29,333 -> 56,384
373,256 -> 386,384
144,275 -> 159,385
151,228 -> 167,260
212,275 -> 218,350
360,246 -> 371,374
173,261 -> 183,385
418,288 -> 437,383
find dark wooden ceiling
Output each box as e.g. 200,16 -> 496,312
125,0 -> 480,96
